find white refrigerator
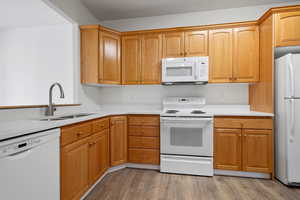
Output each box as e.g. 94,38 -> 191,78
275,53 -> 300,186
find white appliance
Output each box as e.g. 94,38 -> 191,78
161,57 -> 209,85
275,53 -> 300,186
160,97 -> 213,176
0,129 -> 60,200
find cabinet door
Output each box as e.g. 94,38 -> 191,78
89,129 -> 109,185
162,32 -> 185,58
214,128 -> 242,170
100,31 -> 121,84
141,33 -> 162,84
184,30 -> 208,56
275,11 -> 300,47
61,137 -> 90,200
209,29 -> 233,83
242,129 -> 272,173
110,116 -> 128,166
233,26 -> 259,82
80,27 -> 99,84
122,35 -> 141,84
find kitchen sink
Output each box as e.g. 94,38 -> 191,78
39,113 -> 95,121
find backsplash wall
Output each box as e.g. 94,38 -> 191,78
98,84 -> 249,105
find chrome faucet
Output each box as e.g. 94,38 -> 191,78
45,82 -> 65,116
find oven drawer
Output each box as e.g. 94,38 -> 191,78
160,155 -> 213,176
128,136 -> 159,149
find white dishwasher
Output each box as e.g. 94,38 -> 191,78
0,129 -> 60,200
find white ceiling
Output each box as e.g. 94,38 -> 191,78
81,0 -> 295,20
0,0 -> 69,29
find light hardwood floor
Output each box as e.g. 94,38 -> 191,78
85,168 -> 300,200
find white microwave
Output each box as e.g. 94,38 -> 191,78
161,57 -> 209,85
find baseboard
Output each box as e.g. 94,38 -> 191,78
127,163 -> 160,170
214,169 -> 271,179
107,164 -> 127,173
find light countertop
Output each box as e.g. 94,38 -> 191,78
0,105 -> 273,141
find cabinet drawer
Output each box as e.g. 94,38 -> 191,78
242,119 -> 273,129
214,118 -> 243,128
214,117 -> 273,129
128,136 -> 159,149
128,126 -> 160,137
61,122 -> 92,146
128,116 -> 159,126
128,149 -> 159,165
92,118 -> 109,133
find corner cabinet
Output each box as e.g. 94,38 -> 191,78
110,116 -> 128,166
209,26 -> 259,83
275,11 -> 300,47
214,117 -> 273,177
80,25 -> 121,85
122,34 -> 162,85
162,30 -> 208,58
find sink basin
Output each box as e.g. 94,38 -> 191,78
39,113 -> 94,121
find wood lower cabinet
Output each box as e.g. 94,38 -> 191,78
61,118 -> 110,200
209,28 -> 233,83
214,117 -> 273,176
242,129 -> 272,173
110,116 -> 128,166
128,115 -> 160,165
214,128 -> 242,171
275,11 -> 300,47
80,25 -> 121,85
88,130 -> 109,184
61,137 -> 90,200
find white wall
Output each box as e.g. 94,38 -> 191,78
0,25 -> 74,106
101,1 -> 300,31
98,84 -> 248,105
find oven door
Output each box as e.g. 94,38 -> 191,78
160,117 -> 213,156
162,62 -> 197,83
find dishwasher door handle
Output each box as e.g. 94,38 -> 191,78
5,149 -> 32,161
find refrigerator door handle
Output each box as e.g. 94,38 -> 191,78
289,99 -> 295,138
288,55 -> 295,97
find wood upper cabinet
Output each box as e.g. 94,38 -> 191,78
162,30 -> 208,58
88,129 -> 109,185
122,35 -> 141,84
242,129 -> 272,173
81,27 -> 99,84
61,137 -> 90,200
100,30 -> 121,84
141,33 -> 162,84
110,116 -> 128,166
209,28 -> 233,83
233,26 -> 259,82
162,32 -> 185,58
275,11 -> 300,47
80,25 -> 121,85
185,30 -> 208,56
214,128 -> 242,171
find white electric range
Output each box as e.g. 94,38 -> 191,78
160,97 -> 213,176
